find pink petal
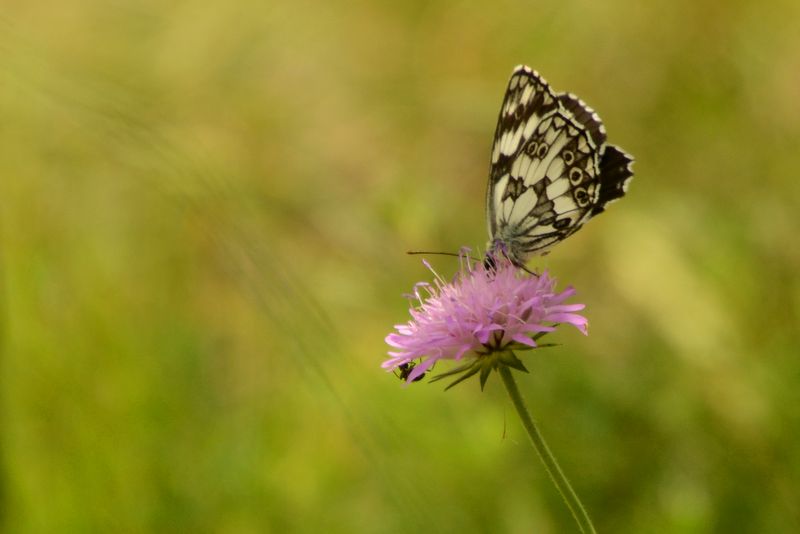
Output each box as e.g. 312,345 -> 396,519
511,333 -> 537,347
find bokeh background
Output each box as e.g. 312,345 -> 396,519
1,1 -> 799,532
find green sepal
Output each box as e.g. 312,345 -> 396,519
479,363 -> 493,390
429,359 -> 479,383
505,331 -> 550,352
443,364 -> 482,391
498,350 -> 529,373
431,345 -> 541,391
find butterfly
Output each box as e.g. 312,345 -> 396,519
486,66 -> 633,267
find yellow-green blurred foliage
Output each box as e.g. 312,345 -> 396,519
1,1 -> 799,532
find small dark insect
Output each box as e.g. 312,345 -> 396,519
395,362 -> 426,382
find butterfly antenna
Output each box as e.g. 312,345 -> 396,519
408,250 -> 538,276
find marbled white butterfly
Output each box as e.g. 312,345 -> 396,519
486,66 -> 633,267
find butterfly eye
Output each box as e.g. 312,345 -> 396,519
536,144 -> 548,158
562,150 -> 575,165
569,168 -> 583,184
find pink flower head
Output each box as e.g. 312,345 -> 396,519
383,250 -> 588,384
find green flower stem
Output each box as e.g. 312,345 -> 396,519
498,365 -> 597,534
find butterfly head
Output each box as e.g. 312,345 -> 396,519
485,236 -> 531,270
487,222 -> 552,268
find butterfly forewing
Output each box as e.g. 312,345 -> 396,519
486,65 -> 633,265
487,68 -> 558,237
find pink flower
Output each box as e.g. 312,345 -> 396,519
383,251 -> 588,385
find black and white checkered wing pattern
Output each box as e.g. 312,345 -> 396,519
486,66 -> 633,265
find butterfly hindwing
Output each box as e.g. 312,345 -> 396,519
592,145 -> 634,217
486,66 -> 633,265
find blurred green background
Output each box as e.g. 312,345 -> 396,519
1,1 -> 799,532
